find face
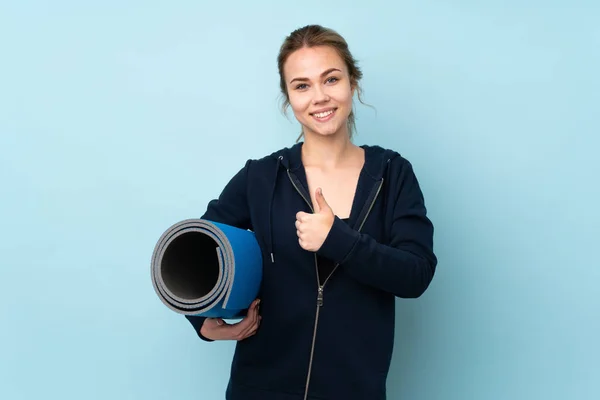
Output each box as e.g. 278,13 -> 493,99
283,46 -> 355,139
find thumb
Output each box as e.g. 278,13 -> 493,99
315,188 -> 331,214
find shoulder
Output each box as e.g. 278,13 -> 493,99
250,146 -> 290,166
242,143 -> 302,175
360,143 -> 413,180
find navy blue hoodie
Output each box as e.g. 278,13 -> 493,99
186,142 -> 437,400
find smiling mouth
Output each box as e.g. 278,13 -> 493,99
311,108 -> 336,121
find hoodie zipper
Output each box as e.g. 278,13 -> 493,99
287,169 -> 384,400
319,178 -> 384,293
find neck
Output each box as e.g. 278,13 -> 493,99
301,129 -> 357,169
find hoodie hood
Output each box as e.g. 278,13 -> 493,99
270,142 -> 400,179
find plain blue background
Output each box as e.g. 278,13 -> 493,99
1,1 -> 598,399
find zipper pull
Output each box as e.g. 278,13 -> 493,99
317,286 -> 324,306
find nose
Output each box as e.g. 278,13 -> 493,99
312,84 -> 329,104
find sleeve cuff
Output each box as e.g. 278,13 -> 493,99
316,216 -> 360,263
185,315 -> 214,342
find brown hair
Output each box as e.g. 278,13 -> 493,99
277,24 -> 367,141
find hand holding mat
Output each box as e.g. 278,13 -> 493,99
151,219 -> 263,319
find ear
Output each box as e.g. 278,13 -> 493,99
350,79 -> 357,96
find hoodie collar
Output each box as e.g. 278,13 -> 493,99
274,141 -> 396,181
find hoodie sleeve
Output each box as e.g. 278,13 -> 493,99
185,159 -> 253,341
200,159 -> 253,230
316,157 -> 437,298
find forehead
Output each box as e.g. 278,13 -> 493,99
284,46 -> 346,80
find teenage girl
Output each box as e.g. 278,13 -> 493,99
186,24 -> 437,400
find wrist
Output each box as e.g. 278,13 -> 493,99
317,216 -> 359,263
199,322 -> 215,342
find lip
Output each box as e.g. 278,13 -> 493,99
310,108 -> 337,123
310,107 -> 337,115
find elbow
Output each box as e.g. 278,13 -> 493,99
400,282 -> 430,299
416,259 -> 436,297
409,277 -> 433,298
396,258 -> 436,299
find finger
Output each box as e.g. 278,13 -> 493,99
238,312 -> 258,339
248,315 -> 261,333
234,300 -> 259,337
240,328 -> 258,340
315,188 -> 331,214
244,299 -> 259,322
247,321 -> 260,336
231,318 -> 253,340
296,211 -> 309,222
230,300 -> 257,327
240,316 -> 262,340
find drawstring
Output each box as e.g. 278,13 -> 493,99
385,158 -> 391,183
382,157 -> 392,243
382,157 -> 392,216
268,155 -> 283,263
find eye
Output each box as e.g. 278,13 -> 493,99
326,76 -> 339,84
295,83 -> 308,90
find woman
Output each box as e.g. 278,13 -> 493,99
185,24 -> 437,400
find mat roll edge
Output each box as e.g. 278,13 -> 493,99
151,218 -> 263,319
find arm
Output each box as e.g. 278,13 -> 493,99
200,159 -> 253,230
185,160 -> 253,341
316,158 -> 437,298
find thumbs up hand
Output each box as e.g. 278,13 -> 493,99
295,188 -> 335,252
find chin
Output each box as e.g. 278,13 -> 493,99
304,124 -> 343,138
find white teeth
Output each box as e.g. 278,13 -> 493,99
314,110 -> 334,118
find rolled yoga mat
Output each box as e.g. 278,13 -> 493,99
151,219 -> 263,319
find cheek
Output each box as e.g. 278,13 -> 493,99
288,92 -> 310,115
333,85 -> 353,105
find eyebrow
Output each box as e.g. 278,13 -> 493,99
289,68 -> 341,84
